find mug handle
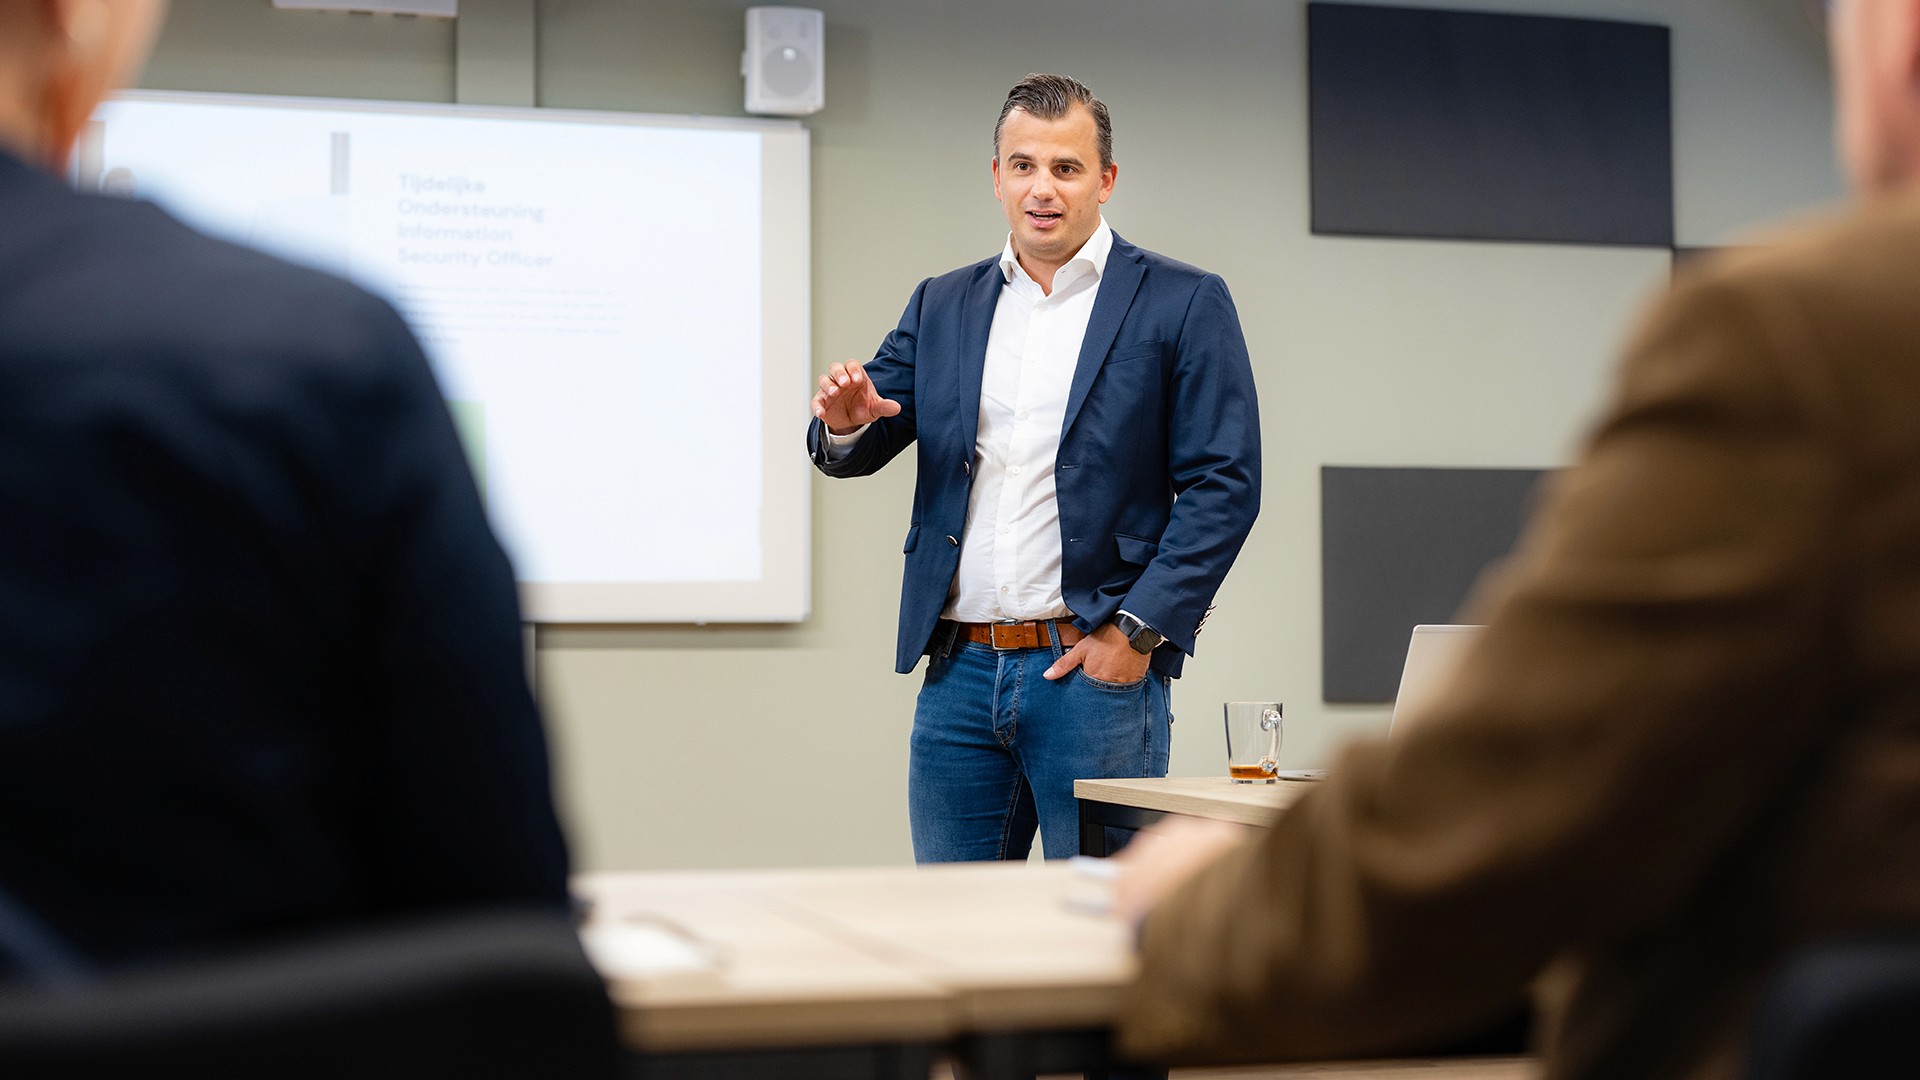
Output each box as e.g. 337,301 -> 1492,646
1260,706 -> 1282,775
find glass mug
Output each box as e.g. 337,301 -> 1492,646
1223,701 -> 1283,783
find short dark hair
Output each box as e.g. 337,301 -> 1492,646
993,73 -> 1112,170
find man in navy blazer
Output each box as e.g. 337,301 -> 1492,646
0,0 -> 569,978
809,74 -> 1261,862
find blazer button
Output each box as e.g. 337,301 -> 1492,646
946,535 -> 959,546
963,459 -> 972,476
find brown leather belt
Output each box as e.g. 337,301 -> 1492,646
951,618 -> 1086,651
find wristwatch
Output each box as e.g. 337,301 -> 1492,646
1113,611 -> 1164,655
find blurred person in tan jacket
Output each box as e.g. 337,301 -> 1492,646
1116,3 -> 1920,1078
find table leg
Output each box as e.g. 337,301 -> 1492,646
1076,800 -> 1169,858
953,1028 -> 1144,1080
1078,799 -> 1109,857
623,1041 -> 937,1080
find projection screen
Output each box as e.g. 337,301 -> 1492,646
83,91 -> 811,623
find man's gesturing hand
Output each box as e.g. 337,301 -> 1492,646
812,361 -> 901,436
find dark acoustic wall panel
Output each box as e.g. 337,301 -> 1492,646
1308,2 -> 1673,247
1322,466 -> 1549,702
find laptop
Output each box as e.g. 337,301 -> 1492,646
1275,623 -> 1483,781
1385,624 -> 1483,736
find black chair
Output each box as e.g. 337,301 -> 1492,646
0,908 -> 622,1080
1750,936 -> 1920,1080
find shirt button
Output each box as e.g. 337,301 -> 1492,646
1000,525 -> 1011,535
1017,410 -> 1030,420
1001,585 -> 1010,594
1009,466 -> 1022,477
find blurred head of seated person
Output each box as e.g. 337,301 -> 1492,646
0,0 -> 570,981
1116,2 -> 1920,1078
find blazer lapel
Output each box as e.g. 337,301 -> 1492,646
1060,235 -> 1145,439
955,260 -> 1002,454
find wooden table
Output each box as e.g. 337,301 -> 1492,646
581,870 -> 948,1078
581,863 -> 1129,1078
578,863 -> 1536,1080
1075,776 -> 1313,855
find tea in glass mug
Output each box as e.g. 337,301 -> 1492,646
1223,701 -> 1283,783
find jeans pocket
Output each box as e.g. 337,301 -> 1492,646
924,649 -> 955,685
1077,669 -> 1148,693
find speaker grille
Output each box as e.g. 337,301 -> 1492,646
760,46 -> 815,97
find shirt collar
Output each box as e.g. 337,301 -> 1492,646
999,216 -> 1113,288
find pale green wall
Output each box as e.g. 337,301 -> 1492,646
141,0 -> 1843,871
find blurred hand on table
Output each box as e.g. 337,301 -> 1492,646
1113,816 -> 1254,928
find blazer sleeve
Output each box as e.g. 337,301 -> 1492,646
336,296 -> 572,911
1120,273 -> 1262,654
806,278 -> 928,477
1120,269 -> 1846,1061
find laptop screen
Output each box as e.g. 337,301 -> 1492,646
1387,625 -> 1483,736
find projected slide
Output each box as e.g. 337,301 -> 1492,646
84,92 -> 811,622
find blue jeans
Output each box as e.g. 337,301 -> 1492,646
908,627 -> 1172,862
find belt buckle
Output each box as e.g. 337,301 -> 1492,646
988,622 -> 1029,650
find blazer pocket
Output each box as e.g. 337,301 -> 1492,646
1114,534 -> 1158,565
1106,341 -> 1168,366
903,524 -> 921,553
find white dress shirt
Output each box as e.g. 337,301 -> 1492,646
828,218 -> 1114,624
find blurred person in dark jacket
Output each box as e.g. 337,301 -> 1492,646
0,0 -> 570,978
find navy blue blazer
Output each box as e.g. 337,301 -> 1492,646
809,233 -> 1261,678
0,149 -> 569,974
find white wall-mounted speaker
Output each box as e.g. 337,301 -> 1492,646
743,6 -> 825,116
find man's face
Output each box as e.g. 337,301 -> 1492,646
1831,0 -> 1919,194
992,104 -> 1116,274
